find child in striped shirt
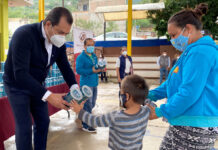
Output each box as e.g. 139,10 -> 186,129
71,74 -> 150,150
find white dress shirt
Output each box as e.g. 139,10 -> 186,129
41,23 -> 78,102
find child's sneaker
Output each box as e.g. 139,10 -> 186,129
82,127 -> 97,133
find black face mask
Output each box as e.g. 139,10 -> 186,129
120,94 -> 127,108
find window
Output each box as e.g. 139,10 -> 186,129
106,33 -> 115,38
83,4 -> 88,11
117,33 -> 127,38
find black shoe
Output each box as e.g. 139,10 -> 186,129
82,127 -> 97,133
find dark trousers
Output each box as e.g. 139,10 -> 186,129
100,72 -> 107,82
4,84 -> 50,150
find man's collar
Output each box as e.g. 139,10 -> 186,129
41,22 -> 48,41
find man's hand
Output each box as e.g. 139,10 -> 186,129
70,100 -> 86,114
146,104 -> 159,120
46,93 -> 70,110
92,66 -> 102,73
118,77 -> 121,83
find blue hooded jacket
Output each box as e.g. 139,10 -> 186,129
148,36 -> 218,127
76,51 -> 99,87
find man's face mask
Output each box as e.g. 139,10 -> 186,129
86,46 -> 95,53
170,28 -> 190,52
122,51 -> 127,56
120,94 -> 127,108
49,26 -> 66,48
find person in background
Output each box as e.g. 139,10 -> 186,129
99,54 -> 108,82
171,53 -> 180,67
157,51 -> 170,84
76,38 -> 102,133
147,3 -> 218,149
71,74 -> 150,150
116,46 -> 133,84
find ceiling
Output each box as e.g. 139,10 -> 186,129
95,2 -> 165,21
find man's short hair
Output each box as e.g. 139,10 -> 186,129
121,75 -> 148,105
84,38 -> 94,46
120,46 -> 127,52
43,7 -> 73,26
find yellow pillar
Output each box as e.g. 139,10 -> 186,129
0,0 -> 9,62
127,0 -> 132,56
39,0 -> 45,22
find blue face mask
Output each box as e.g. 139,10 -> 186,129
120,94 -> 127,108
86,46 -> 95,53
170,28 -> 190,52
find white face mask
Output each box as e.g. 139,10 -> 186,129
50,35 -> 66,48
122,51 -> 127,56
49,26 -> 66,48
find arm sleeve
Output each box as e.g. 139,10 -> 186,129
104,59 -> 107,65
56,46 -> 77,88
168,58 -> 171,68
147,81 -> 167,101
76,55 -> 93,75
78,109 -> 115,127
115,58 -> 120,68
159,51 -> 212,119
157,57 -> 160,66
42,90 -> 52,102
12,29 -> 47,99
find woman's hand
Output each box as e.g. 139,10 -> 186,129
146,104 -> 159,120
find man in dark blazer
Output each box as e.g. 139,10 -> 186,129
3,7 -> 78,150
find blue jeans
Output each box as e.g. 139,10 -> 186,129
160,67 -> 168,84
82,86 -> 98,129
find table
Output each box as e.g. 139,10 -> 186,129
0,83 -> 69,150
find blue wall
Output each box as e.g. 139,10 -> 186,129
65,39 -> 171,48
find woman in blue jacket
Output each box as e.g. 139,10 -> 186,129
147,3 -> 218,150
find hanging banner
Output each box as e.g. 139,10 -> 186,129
73,27 -> 93,54
73,27 -> 93,84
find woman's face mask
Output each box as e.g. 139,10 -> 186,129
87,46 -> 95,53
170,28 -> 190,52
49,26 -> 66,48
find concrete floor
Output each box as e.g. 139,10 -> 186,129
4,82 -> 218,150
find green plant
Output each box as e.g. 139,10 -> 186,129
147,0 -> 218,39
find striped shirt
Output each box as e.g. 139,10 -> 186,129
78,106 -> 150,150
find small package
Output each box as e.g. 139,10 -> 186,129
63,85 -> 92,104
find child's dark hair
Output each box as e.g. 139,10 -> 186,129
168,3 -> 208,30
121,75 -> 148,105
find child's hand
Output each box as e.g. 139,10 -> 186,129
70,100 -> 86,114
